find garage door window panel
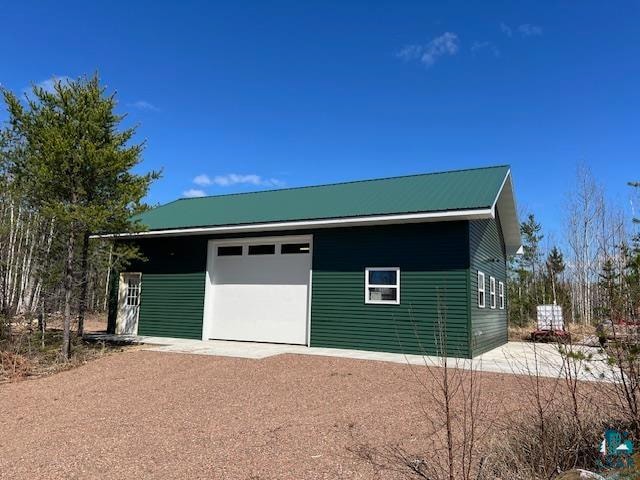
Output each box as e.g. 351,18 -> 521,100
281,243 -> 310,254
217,245 -> 243,256
248,244 -> 276,255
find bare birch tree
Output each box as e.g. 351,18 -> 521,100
565,165 -> 605,324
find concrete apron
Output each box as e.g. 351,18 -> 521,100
85,334 -> 616,382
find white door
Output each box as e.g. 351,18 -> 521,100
116,273 -> 141,335
206,237 -> 311,345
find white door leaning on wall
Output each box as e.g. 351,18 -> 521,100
116,272 -> 142,335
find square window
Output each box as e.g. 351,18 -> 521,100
365,268 -> 400,305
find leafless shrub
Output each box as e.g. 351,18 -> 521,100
483,404 -> 606,480
351,299 -> 494,480
0,329 -> 34,380
345,297 -> 493,479
0,350 -> 32,379
600,322 -> 640,440
488,337 -> 627,478
351,296 -> 636,478
1,327 -> 124,382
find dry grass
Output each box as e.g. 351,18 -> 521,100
508,322 -> 537,341
0,328 -> 132,383
509,321 -> 597,343
32,311 -> 108,333
483,393 -> 611,479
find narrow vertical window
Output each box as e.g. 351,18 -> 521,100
499,281 -> 505,309
490,276 -> 496,309
477,271 -> 485,308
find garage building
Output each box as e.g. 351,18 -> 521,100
104,165 -> 521,358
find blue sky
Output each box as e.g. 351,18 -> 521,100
1,1 -> 639,238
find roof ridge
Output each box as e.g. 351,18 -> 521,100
175,164 -> 511,203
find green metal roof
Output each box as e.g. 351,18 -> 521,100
134,165 -> 510,231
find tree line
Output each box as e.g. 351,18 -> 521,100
509,166 -> 640,327
0,74 -> 159,359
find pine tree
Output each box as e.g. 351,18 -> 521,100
598,258 -> 620,319
2,74 -> 160,359
546,246 -> 565,305
508,214 -> 544,325
521,214 -> 544,282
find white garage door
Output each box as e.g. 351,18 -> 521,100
205,236 -> 312,345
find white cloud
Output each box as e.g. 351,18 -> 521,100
501,22 -> 543,38
397,32 -> 459,68
500,22 -> 513,37
128,100 -> 159,111
24,75 -> 72,95
207,173 -> 285,188
471,41 -> 500,57
518,24 -> 543,37
183,188 -> 206,198
193,174 -> 212,186
396,44 -> 423,62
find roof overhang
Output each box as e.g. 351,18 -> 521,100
90,207 -> 494,240
492,169 -> 521,256
92,169 -> 522,256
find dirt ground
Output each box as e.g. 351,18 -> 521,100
0,349 -> 536,479
83,314 -> 108,333
42,312 -> 108,334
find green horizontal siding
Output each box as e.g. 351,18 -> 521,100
137,273 -> 205,339
469,216 -> 508,356
109,220 -> 499,357
310,222 -> 471,358
128,237 -> 208,340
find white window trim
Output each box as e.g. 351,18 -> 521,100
489,276 -> 496,309
499,281 -> 505,310
477,271 -> 486,308
116,272 -> 142,335
365,267 -> 400,305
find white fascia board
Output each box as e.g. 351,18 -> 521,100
491,169 -> 511,216
90,208 -> 494,239
491,169 -> 522,256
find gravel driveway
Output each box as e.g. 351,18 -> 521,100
0,350 -> 527,479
